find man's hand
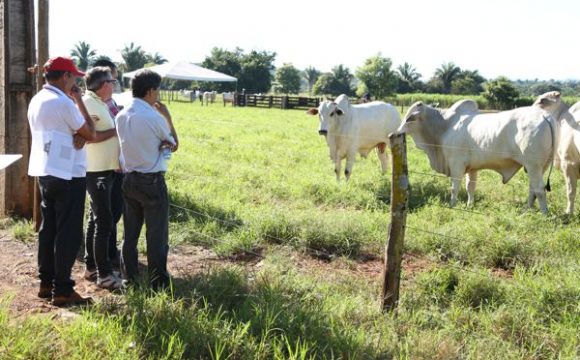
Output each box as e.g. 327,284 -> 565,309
69,85 -> 83,104
73,134 -> 86,149
159,140 -> 177,152
154,101 -> 171,119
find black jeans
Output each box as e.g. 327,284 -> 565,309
38,176 -> 86,296
85,171 -> 123,268
121,172 -> 170,289
85,171 -> 114,277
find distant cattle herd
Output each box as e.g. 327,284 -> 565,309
308,91 -> 580,215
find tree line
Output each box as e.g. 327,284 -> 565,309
70,41 -> 580,109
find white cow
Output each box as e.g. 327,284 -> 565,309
223,91 -> 234,106
556,101 -> 580,214
397,91 -> 565,214
307,95 -> 402,181
202,91 -> 216,106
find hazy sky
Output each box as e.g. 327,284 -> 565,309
47,0 -> 579,81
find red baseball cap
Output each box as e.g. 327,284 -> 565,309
43,57 -> 85,77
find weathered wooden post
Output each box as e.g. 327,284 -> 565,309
381,132 -> 409,312
0,0 -> 36,219
33,0 -> 49,231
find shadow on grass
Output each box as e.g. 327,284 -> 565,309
168,192 -> 243,231
114,268 -> 392,359
407,180 -> 451,210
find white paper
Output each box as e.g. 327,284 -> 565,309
0,154 -> 22,170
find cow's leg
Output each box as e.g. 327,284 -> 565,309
376,142 -> 388,174
465,170 -> 478,207
527,168 -> 547,214
563,164 -> 578,215
449,168 -> 464,207
345,152 -> 356,182
334,157 -> 342,181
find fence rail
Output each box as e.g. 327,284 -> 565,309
236,94 -> 320,110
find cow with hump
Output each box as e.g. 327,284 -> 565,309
397,91 -> 566,214
307,94 -> 401,181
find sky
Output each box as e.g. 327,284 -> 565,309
47,0 -> 579,81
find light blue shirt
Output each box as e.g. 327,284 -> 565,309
115,98 -> 174,173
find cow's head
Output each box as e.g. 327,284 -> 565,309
306,99 -> 344,136
397,101 -> 427,134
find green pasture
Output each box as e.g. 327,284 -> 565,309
1,102 -> 578,359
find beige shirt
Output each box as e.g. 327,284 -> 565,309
83,91 -> 120,172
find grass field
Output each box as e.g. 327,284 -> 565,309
1,101 -> 579,359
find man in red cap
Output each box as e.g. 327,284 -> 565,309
27,56 -> 97,306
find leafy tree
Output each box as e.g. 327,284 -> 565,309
146,52 -> 168,65
311,66 -> 355,97
530,82 -> 561,96
331,65 -> 355,95
483,77 -> 520,110
433,62 -> 461,93
303,66 -> 321,94
396,62 -> 423,93
355,54 -> 398,99
238,50 -> 276,93
312,73 -> 335,95
451,69 -> 486,94
120,42 -> 148,72
273,63 -> 301,94
70,41 -> 96,71
202,47 -> 243,92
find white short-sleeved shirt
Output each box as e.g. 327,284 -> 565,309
27,84 -> 87,179
83,91 -> 120,172
115,98 -> 174,173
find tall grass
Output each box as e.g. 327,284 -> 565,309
1,103 -> 578,359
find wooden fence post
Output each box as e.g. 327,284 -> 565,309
381,132 -> 409,312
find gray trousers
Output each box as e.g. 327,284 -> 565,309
121,172 -> 170,289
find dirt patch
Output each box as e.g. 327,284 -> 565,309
0,230 -> 434,317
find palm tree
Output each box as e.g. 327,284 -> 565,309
303,66 -> 321,94
120,42 -> 148,72
397,62 -> 421,83
70,41 -> 96,71
434,62 -> 461,93
397,62 -> 422,93
146,52 -> 168,65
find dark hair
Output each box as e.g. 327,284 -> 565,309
85,66 -> 112,92
44,70 -> 66,81
131,69 -> 161,98
93,59 -> 117,71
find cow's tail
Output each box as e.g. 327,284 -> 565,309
543,115 -> 556,192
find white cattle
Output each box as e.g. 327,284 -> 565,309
556,101 -> 580,214
222,91 -> 234,106
307,94 -> 402,181
202,91 -> 216,106
397,91 -> 565,214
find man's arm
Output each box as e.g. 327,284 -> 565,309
154,101 -> 179,152
70,86 -> 96,141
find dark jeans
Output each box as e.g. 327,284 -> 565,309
85,171 -> 123,268
121,172 -> 170,289
84,171 -> 114,277
38,176 -> 86,296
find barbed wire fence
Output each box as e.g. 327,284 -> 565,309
158,115 -> 578,309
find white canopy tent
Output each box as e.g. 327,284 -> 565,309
123,61 -> 237,82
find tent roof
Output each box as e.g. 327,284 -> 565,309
123,61 -> 237,82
